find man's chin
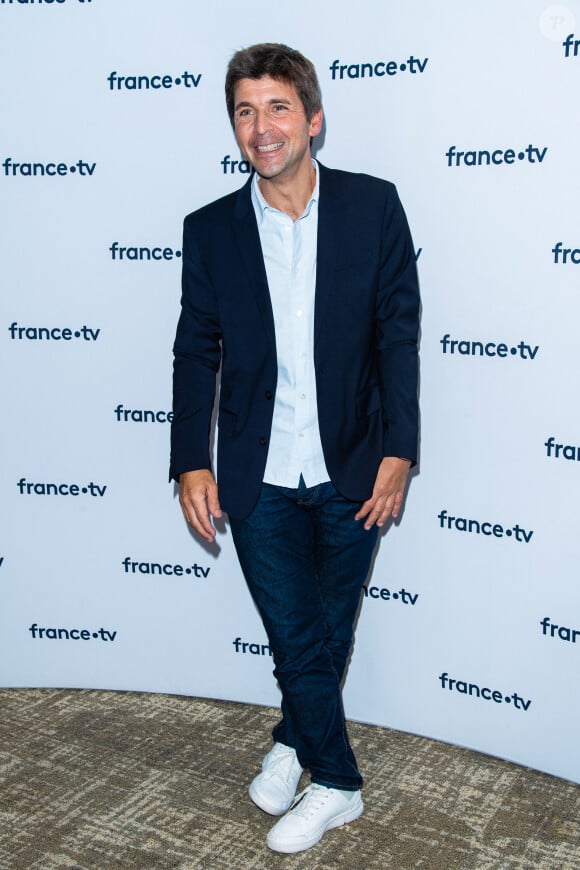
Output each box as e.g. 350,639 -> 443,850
252,163 -> 284,181
250,153 -> 289,180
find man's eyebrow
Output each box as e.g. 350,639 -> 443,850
234,98 -> 292,111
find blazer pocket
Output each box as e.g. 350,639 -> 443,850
218,405 -> 238,436
356,384 -> 381,419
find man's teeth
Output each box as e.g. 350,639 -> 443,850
256,143 -> 284,153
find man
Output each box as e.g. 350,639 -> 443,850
170,43 -> 420,854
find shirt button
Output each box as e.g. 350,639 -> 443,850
296,309 -> 303,317
300,393 -> 306,400
259,436 -> 267,446
265,390 -> 273,400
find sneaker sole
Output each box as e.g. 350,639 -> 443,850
266,796 -> 364,853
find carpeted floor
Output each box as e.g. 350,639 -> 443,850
0,689 -> 578,870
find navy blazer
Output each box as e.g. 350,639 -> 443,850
170,163 -> 420,519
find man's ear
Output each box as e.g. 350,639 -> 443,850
309,108 -> 323,138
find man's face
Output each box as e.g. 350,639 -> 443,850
233,76 -> 322,182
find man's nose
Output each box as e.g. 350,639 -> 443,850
253,108 -> 272,135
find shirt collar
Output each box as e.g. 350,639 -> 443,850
251,158 -> 319,224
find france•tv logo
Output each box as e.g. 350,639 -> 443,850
563,34 -> 580,57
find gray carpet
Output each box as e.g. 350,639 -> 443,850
0,689 -> 578,869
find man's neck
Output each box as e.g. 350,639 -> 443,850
258,159 -> 316,222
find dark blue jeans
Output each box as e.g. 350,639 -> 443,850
229,477 -> 378,791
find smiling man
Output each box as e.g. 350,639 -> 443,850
170,43 -> 420,854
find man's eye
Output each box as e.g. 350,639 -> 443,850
271,104 -> 287,112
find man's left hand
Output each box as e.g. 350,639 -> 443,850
355,456 -> 412,530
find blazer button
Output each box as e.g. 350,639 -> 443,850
265,390 -> 273,400
259,436 -> 267,446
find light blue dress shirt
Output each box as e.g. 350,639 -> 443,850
251,160 -> 330,488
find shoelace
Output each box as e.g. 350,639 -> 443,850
266,747 -> 299,783
288,784 -> 331,818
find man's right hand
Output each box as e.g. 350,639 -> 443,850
179,470 -> 222,542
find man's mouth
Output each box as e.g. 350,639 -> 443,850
255,142 -> 285,153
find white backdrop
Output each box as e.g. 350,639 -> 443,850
1,0 -> 579,784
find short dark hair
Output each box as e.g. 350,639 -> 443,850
225,43 -> 322,127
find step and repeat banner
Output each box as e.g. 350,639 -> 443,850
1,1 -> 578,783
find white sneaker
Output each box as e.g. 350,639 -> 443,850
248,742 -> 303,816
266,783 -> 363,853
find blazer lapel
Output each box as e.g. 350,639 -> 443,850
232,165 -> 343,358
315,164 -> 341,348
233,178 -> 276,355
